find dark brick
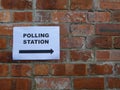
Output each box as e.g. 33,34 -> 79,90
86,36 -> 112,49
113,12 -> 120,22
36,0 -> 68,10
96,24 -> 120,36
1,0 -> 32,9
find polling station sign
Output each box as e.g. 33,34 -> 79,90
13,26 -> 60,60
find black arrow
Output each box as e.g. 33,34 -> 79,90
19,49 -> 54,54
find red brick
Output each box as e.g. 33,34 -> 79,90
51,64 -> 65,75
51,11 -> 87,23
88,12 -> 111,22
0,64 -> 9,76
35,11 -> 51,22
15,78 -> 31,90
9,38 -> 12,48
0,78 -> 31,90
73,64 -> 87,76
51,64 -> 87,76
96,50 -> 120,61
71,24 -> 94,36
60,37 -> 70,48
13,12 -> 32,22
36,0 -> 68,10
11,64 -> 32,76
0,11 -> 11,22
74,78 -> 104,89
0,24 -> 13,36
34,64 -> 49,75
86,36 -> 112,49
0,79 -> 12,90
112,12 -> 120,22
113,37 -> 120,48
0,38 -> 7,49
37,24 -> 69,37
100,0 -> 120,10
59,24 -> 69,37
96,50 -> 110,61
70,37 -> 85,48
59,51 -> 67,62
71,0 -> 93,10
70,50 -> 93,61
0,52 -> 12,63
108,77 -> 120,88
88,64 -> 113,75
35,77 -> 70,89
1,0 -> 32,9
0,24 -> 31,36
0,52 -> 31,63
96,24 -> 120,36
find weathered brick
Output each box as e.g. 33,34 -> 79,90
13,12 -> 32,22
112,12 -> 120,22
71,24 -> 94,36
35,77 -> 70,89
96,50 -> 110,61
88,64 -> 113,75
51,64 -> 87,76
74,78 -> 104,89
110,50 -> 120,60
88,12 -> 111,22
59,24 -> 69,37
108,77 -> 120,88
96,24 -> 120,36
70,37 -> 85,48
0,24 -> 13,36
59,51 -> 67,62
96,50 -> 120,61
0,64 -> 9,76
86,36 -> 112,49
100,0 -> 120,10
113,37 -> 120,48
36,0 -> 68,10
35,11 -> 51,22
0,38 -> 7,49
34,64 -> 49,75
11,64 -> 32,76
115,64 -> 120,74
0,11 -> 11,22
70,50 -> 93,61
60,37 -> 70,48
71,0 -> 93,10
51,11 -> 87,23
61,36 -> 84,49
1,0 -> 32,9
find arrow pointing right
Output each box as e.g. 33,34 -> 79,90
19,49 -> 54,54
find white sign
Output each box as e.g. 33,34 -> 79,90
13,26 -> 60,60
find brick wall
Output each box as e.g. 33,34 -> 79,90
0,0 -> 120,90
